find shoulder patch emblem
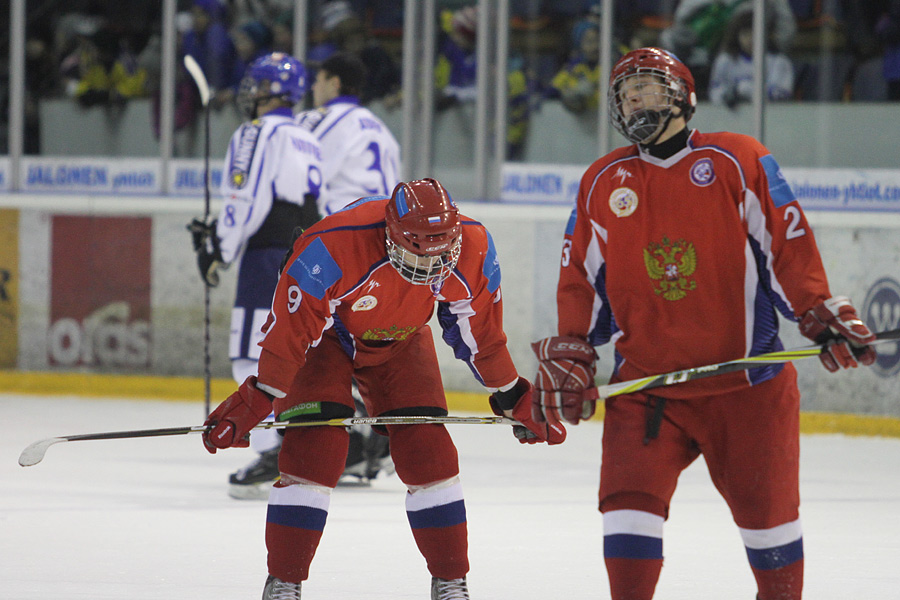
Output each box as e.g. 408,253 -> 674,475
230,168 -> 247,189
643,236 -> 698,301
609,187 -> 639,217
690,158 -> 715,187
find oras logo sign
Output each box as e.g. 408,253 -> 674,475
48,301 -> 150,367
862,277 -> 900,377
49,215 -> 152,369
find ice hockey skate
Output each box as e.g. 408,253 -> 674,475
228,447 -> 280,500
431,576 -> 470,599
262,575 -> 301,599
338,424 -> 395,486
338,386 -> 395,486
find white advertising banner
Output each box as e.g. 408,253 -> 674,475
783,168 -> 900,212
501,163 -> 900,213
168,160 -> 224,196
20,157 -> 161,195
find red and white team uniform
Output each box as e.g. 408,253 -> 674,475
258,196 -> 515,394
255,196 -> 516,583
560,129 -> 830,600
560,129 -> 830,393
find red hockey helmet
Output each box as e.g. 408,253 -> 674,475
385,178 -> 462,285
608,47 -> 697,145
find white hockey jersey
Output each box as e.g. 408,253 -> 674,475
295,96 -> 401,215
217,107 -> 325,264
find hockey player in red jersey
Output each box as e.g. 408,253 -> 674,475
531,48 -> 877,600
201,178 -> 563,599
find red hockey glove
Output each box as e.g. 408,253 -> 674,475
799,296 -> 877,372
531,336 -> 598,425
489,377 -> 566,445
202,376 -> 274,454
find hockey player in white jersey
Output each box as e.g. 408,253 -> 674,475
296,52 -> 402,214
189,52 -> 324,499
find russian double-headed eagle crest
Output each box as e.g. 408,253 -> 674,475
643,236 -> 697,301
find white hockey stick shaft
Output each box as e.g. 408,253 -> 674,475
18,415 -> 515,467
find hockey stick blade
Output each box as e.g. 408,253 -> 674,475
18,416 -> 516,467
183,54 -> 210,107
588,327 -> 900,401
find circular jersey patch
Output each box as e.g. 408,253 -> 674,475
609,187 -> 639,217
690,158 -> 715,187
351,295 -> 378,312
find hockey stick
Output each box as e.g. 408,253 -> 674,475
587,327 -> 900,401
19,329 -> 899,467
17,415 -> 515,467
183,54 -> 213,417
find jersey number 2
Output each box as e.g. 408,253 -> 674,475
784,206 -> 806,240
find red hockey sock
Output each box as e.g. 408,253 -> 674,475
752,559 -> 803,600
265,480 -> 332,582
604,557 -> 663,600
405,479 -> 469,580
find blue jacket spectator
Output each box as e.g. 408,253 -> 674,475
182,0 -> 239,108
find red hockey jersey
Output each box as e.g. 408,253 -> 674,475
558,129 -> 832,397
256,196 -> 518,394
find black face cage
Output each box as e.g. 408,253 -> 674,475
237,78 -> 287,120
236,76 -> 261,120
608,68 -> 692,145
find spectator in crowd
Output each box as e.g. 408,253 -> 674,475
308,1 -> 402,106
548,18 -> 603,113
181,0 -> 240,110
709,9 -> 795,107
434,5 -> 535,159
874,1 -> 900,100
140,12 -> 203,155
435,6 -> 478,107
59,24 -> 147,108
659,0 -> 795,98
216,20 -> 274,110
271,10 -> 295,54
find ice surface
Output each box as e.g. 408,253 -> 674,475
2,393 -> 899,599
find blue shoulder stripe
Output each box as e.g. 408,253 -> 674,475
483,231 -> 501,293
759,154 -> 796,207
